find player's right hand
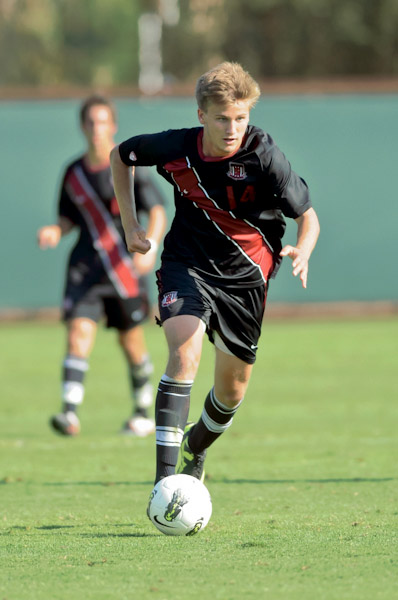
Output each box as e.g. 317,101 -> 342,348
37,225 -> 62,249
125,227 -> 151,255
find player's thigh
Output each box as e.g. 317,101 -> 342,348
163,315 -> 206,380
157,262 -> 212,379
214,346 -> 253,407
118,325 -> 148,364
67,317 -> 98,358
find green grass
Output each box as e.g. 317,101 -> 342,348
1,317 -> 398,599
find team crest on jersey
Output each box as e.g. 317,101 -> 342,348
227,162 -> 247,180
161,291 -> 178,307
129,151 -> 137,161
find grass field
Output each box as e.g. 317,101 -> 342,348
1,317 -> 398,599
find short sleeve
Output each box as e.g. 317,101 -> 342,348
118,129 -> 191,167
267,144 -> 312,219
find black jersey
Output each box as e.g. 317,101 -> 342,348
119,126 -> 311,288
59,157 -> 164,296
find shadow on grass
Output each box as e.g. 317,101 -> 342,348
1,527 -> 158,539
78,532 -> 158,538
42,481 -> 153,486
36,525 -> 75,530
210,477 -> 395,484
7,477 -> 395,487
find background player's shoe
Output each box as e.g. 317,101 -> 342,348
120,415 -> 155,437
50,411 -> 80,436
176,422 -> 206,482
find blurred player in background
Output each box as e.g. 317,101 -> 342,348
37,95 -> 167,437
110,62 -> 320,484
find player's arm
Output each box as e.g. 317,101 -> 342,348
110,145 -> 151,255
133,204 -> 167,275
280,207 -> 320,289
37,216 -> 74,249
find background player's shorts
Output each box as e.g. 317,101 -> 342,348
62,280 -> 150,331
156,263 -> 267,364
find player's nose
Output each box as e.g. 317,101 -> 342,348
226,121 -> 237,135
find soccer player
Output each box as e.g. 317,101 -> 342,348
110,62 -> 320,482
37,95 -> 167,437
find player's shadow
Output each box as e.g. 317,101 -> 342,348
78,532 -> 158,538
43,480 -> 153,487
212,477 -> 395,484
3,524 -> 158,539
36,525 -> 75,530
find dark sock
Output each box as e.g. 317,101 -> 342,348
154,375 -> 192,483
62,354 -> 88,413
189,387 -> 242,454
129,356 -> 153,418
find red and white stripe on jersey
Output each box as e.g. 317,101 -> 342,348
66,165 -> 139,298
164,157 -> 274,283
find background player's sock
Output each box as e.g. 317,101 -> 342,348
129,355 -> 153,418
188,387 -> 243,454
154,374 -> 192,482
61,354 -> 88,413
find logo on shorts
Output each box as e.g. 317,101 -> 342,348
161,291 -> 178,307
131,309 -> 144,321
227,162 -> 247,181
129,151 -> 137,161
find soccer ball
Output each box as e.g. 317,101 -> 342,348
147,474 -> 212,536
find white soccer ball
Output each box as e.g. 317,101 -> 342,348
147,474 -> 212,536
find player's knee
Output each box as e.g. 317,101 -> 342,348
216,389 -> 244,409
215,374 -> 249,408
166,346 -> 200,380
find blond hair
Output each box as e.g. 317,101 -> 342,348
195,62 -> 260,111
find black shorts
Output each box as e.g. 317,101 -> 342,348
156,263 -> 267,364
62,279 -> 149,331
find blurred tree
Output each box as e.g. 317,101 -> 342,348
0,0 -> 60,84
0,0 -> 140,87
55,0 -> 140,86
0,0 -> 397,88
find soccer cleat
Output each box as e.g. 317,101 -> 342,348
50,411 -> 80,436
176,422 -> 206,482
120,415 -> 155,437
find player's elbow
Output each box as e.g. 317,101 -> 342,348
110,144 -> 121,167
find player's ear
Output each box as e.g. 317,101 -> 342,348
197,108 -> 205,125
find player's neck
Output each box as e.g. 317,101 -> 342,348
84,146 -> 112,170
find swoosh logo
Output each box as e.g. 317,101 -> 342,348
153,515 -> 175,529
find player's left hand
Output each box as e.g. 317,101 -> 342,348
280,245 -> 309,289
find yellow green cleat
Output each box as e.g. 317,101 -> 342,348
176,422 -> 206,482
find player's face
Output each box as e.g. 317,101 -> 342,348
198,100 -> 251,158
81,105 -> 117,152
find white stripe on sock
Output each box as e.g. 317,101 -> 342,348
156,426 -> 184,446
201,408 -> 233,434
62,382 -> 84,405
64,357 -> 89,372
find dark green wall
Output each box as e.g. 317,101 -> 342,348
1,95 -> 397,311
